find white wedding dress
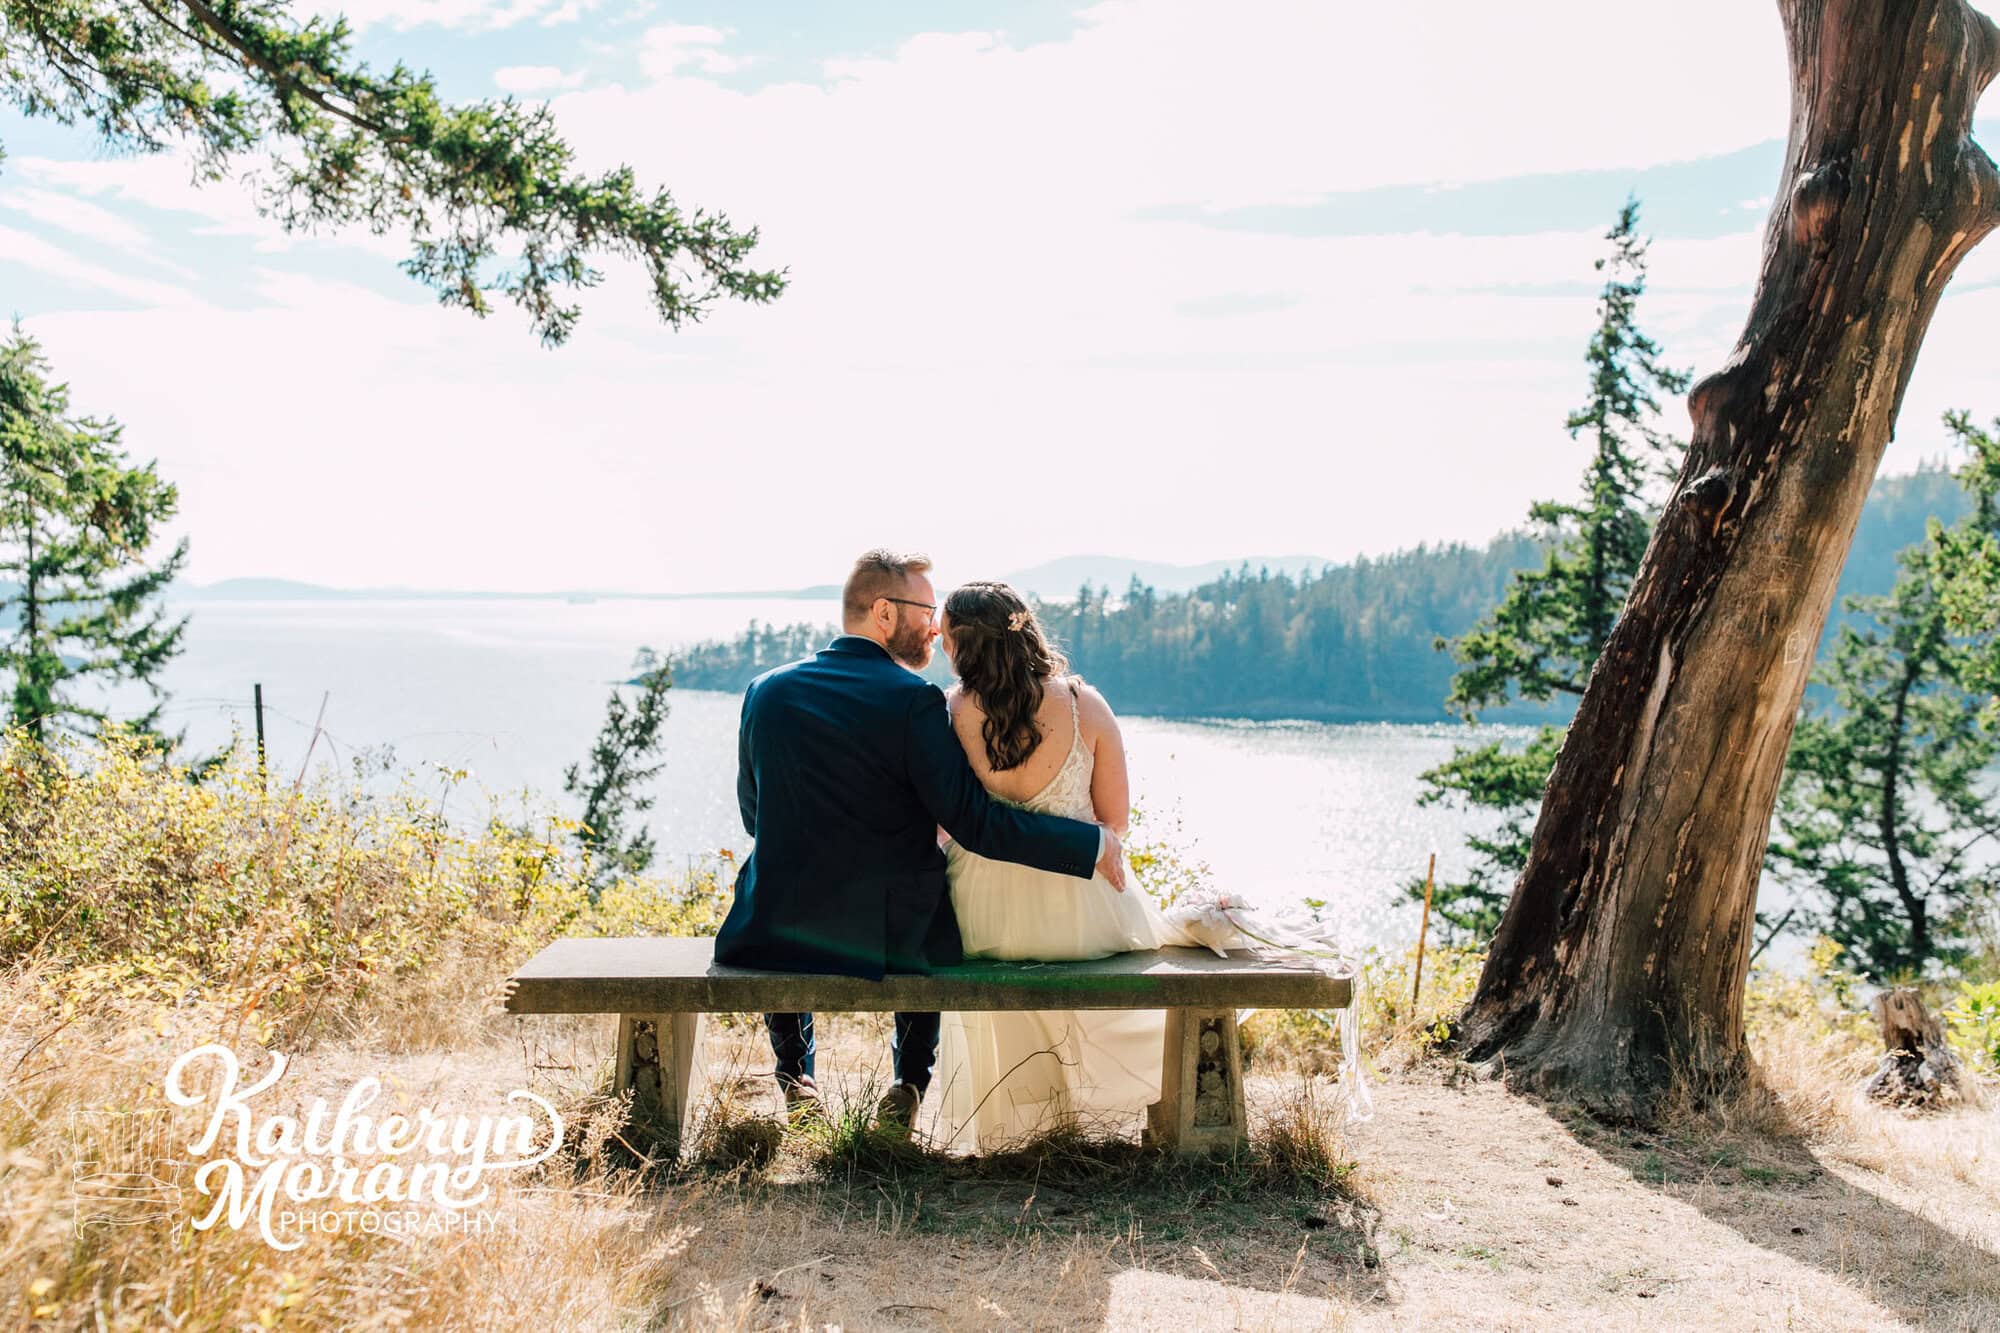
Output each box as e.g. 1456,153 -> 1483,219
932,681 -> 1197,1152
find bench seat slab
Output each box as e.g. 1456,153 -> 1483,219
507,938 -> 1352,1015
507,938 -> 1349,1161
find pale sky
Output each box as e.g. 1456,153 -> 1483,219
3,1 -> 1998,593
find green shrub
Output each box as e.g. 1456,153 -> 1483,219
1126,802 -> 1212,910
0,726 -> 728,1041
1742,936 -> 1877,1051
1944,979 -> 2000,1074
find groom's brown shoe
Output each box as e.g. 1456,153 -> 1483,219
784,1074 -> 826,1125
872,1082 -> 922,1139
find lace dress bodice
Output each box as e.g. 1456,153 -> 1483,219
1006,679 -> 1095,821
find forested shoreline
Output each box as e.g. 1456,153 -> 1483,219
670,464 -> 1966,721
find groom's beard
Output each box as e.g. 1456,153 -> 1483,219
888,616 -> 933,670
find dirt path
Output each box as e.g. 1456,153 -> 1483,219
1326,1073 -> 1996,1330
279,1029 -> 1998,1330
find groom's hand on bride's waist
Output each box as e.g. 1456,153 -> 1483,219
1096,825 -> 1127,892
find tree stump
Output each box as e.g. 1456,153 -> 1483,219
1863,988 -> 1963,1108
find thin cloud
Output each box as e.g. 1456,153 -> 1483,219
6,0 -> 1997,591
0,226 -> 196,307
637,24 -> 743,78
494,64 -> 588,92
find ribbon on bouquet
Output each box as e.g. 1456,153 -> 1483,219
1158,889 -> 1375,1123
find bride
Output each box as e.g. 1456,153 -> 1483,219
930,580 -> 1192,1151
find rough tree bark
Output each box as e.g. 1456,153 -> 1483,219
1460,0 -> 2000,1118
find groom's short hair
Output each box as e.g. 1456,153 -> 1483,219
843,548 -> 933,624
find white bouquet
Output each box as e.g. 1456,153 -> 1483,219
1159,887 -> 1373,1122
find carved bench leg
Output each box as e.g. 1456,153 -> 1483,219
1145,1007 -> 1249,1156
614,1012 -> 707,1157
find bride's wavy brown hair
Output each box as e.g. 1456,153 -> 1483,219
944,581 -> 1070,772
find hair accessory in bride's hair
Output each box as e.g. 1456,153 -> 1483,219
1007,610 -> 1030,632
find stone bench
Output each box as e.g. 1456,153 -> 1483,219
504,936 -> 1353,1156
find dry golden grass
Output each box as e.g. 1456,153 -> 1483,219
9,965 -> 2000,1331
0,987 -> 690,1329
6,731 -> 1999,1329
0,988 -> 1362,1330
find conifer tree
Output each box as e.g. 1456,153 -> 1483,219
1775,410 -> 2000,980
564,647 -> 672,893
0,0 -> 783,342
1931,411 -> 2000,711
1461,0 -> 2000,1112
0,329 -> 188,741
1415,200 -> 1690,934
1768,517 -> 1999,976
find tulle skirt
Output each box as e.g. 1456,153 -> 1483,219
933,841 -> 1180,1151
945,839 -> 1165,960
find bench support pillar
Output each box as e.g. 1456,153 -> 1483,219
1146,1006 -> 1248,1156
614,1012 -> 706,1157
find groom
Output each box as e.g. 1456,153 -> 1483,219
715,548 -> 1125,1130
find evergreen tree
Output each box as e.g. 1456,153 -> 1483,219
1124,575 -> 1156,620
1769,409 -> 2000,980
0,330 -> 188,741
1415,200 -> 1691,934
1411,728 -> 1565,938
1066,582 -> 1106,664
1931,412 -> 2000,713
1768,547 -> 1998,979
673,622 -> 828,687
0,0 -> 782,343
564,647 -> 672,893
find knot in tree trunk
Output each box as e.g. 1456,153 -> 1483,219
1679,466 -> 1739,529
1787,158 -> 1849,251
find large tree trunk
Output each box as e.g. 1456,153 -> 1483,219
1460,0 -> 2000,1119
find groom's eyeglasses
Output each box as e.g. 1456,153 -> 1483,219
880,597 -> 937,617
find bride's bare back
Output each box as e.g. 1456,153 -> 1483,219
946,675 -> 1131,834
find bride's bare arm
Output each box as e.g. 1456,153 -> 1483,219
1077,682 -> 1130,837
945,683 -> 993,777
940,683 -> 976,843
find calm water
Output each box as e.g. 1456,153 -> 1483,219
131,596 -> 1643,950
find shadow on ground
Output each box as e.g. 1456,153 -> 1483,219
1527,1078 -> 1998,1328
619,1064 -> 1389,1329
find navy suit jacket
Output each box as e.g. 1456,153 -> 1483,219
714,635 -> 1101,979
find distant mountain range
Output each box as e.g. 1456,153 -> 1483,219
167,577 -> 844,602
144,468 -> 1960,610
164,556 -> 1335,603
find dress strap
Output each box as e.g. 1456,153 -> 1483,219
1064,677 -> 1084,755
